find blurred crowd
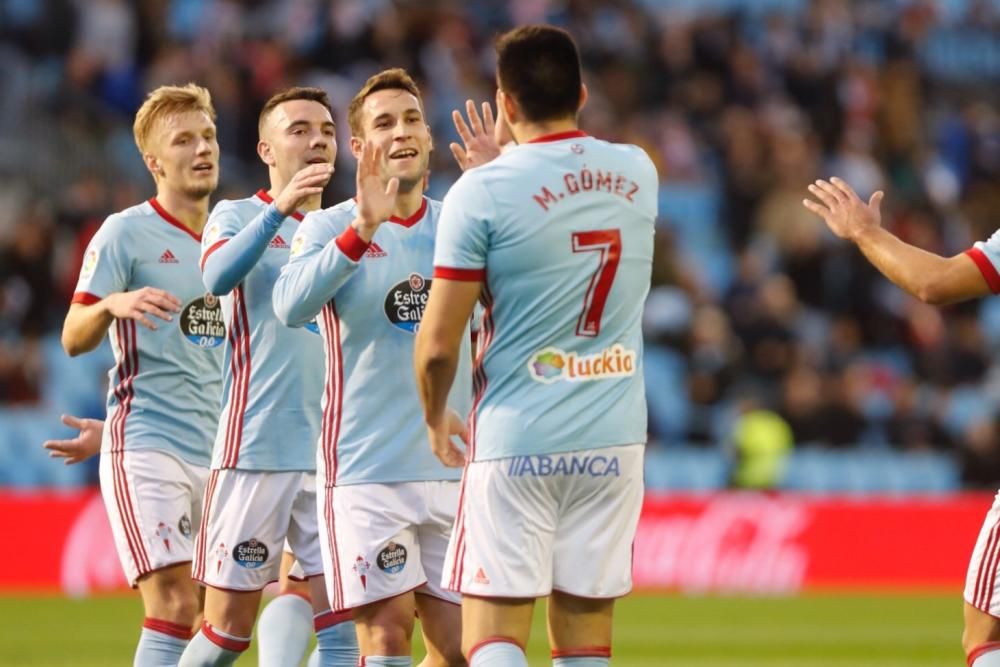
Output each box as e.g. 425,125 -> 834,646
3,0 -> 1000,486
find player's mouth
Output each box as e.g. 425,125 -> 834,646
389,148 -> 419,161
306,155 -> 331,165
192,162 -> 215,174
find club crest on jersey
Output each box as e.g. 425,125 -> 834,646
376,542 -> 407,574
528,344 -> 637,384
180,293 -> 225,347
81,249 -> 98,278
384,272 -> 430,333
233,538 -> 268,569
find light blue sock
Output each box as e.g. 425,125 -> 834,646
134,622 -> 189,666
469,639 -> 528,667
360,658 -> 410,666
258,594 -> 313,666
315,614 -> 359,667
553,657 -> 610,666
178,623 -> 250,667
307,647 -> 320,667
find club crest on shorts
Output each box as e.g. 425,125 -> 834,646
353,555 -> 371,590
177,514 -> 192,538
384,272 -> 430,333
376,542 -> 407,574
233,538 -> 268,569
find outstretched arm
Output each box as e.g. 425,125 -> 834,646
803,177 -> 989,305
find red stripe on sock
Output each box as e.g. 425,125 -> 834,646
468,636 -> 524,660
142,617 -> 193,640
552,645 -> 612,658
314,608 -> 353,632
201,621 -> 251,653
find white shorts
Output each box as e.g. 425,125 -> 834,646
965,490 -> 1000,616
192,469 -> 321,591
443,443 -> 644,599
320,480 -> 460,612
98,448 -> 207,587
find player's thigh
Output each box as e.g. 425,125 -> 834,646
964,601 -> 1000,654
414,593 -> 463,666
445,461 -> 559,599
546,590 -> 614,654
321,483 -> 427,613
285,471 -> 324,583
460,595 -> 534,659
136,561 -> 202,624
415,480 -> 462,607
193,469 -> 300,592
99,449 -> 202,587
552,444 -> 644,598
202,587 -> 264,637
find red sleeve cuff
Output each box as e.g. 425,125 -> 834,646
200,239 -> 228,270
71,292 -> 102,306
335,226 -> 370,262
965,247 -> 1000,294
433,266 -> 486,281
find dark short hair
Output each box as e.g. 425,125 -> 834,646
496,25 -> 582,123
258,87 -> 334,134
347,68 -> 423,137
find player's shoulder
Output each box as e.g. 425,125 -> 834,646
208,195 -> 264,225
298,198 -> 357,236
587,136 -> 657,170
97,199 -> 159,240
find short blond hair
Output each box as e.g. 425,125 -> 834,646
133,83 -> 216,154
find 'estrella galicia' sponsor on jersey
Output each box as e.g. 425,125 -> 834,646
384,272 -> 431,333
506,454 -> 621,478
180,293 -> 225,347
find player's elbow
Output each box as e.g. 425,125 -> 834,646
916,278 -> 957,306
61,330 -> 88,357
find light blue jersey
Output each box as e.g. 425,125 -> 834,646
433,131 -> 658,462
273,197 -> 471,485
72,198 -> 225,466
200,190 -> 323,471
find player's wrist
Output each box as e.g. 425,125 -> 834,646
351,216 -> 380,242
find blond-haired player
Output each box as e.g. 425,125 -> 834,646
62,83 -> 224,666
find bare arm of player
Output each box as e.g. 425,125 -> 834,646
449,99 -> 510,171
61,288 -> 182,356
415,278 -> 481,467
350,140 -> 399,243
803,177 -> 989,305
43,414 -> 103,465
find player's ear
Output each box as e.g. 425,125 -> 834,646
578,84 -> 588,113
499,89 -> 518,125
350,135 -> 364,160
143,154 -> 163,179
257,140 -> 275,167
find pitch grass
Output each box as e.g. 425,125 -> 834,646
0,592 -> 960,666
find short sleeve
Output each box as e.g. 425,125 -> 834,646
72,215 -> 131,305
433,173 -> 492,281
967,229 -> 1000,293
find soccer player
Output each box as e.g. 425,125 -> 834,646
61,83 -> 224,666
802,177 -> 1000,667
414,25 -> 658,667
178,87 -> 357,667
273,68 -> 492,667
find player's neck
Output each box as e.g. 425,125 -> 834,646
154,188 -> 209,234
392,185 -> 425,221
511,118 -> 580,145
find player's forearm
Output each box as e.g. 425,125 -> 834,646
853,227 -> 964,304
61,302 -> 113,356
202,205 -> 285,295
415,338 -> 460,427
272,244 -> 360,327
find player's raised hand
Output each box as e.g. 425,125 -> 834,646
43,414 -> 103,465
450,99 -> 505,171
275,162 -> 334,217
803,177 -> 884,242
104,287 -> 181,330
354,140 -> 399,235
428,408 -> 468,468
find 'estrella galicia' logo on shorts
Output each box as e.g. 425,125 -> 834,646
233,539 -> 269,568
180,293 -> 225,347
384,273 -> 430,333
507,454 -> 621,478
376,542 -> 407,574
177,514 -> 192,538
528,344 -> 636,384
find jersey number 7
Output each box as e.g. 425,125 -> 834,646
572,229 -> 621,337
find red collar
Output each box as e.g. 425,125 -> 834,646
255,189 -> 304,221
525,129 -> 588,144
148,198 -> 201,242
389,197 -> 428,227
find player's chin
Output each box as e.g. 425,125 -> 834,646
184,181 -> 218,199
